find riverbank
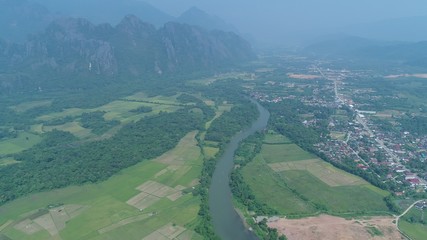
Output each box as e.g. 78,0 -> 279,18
208,101 -> 269,240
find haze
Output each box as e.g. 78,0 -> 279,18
144,0 -> 427,46
31,0 -> 427,46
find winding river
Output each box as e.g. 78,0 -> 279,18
208,100 -> 270,240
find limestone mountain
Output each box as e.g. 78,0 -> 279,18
0,15 -> 255,91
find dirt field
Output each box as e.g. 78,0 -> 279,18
268,215 -> 404,240
288,73 -> 321,80
154,131 -> 199,165
385,74 -> 427,79
13,205 -> 88,236
143,223 -> 187,240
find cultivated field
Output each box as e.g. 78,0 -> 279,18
261,143 -> 316,163
31,93 -> 184,140
0,131 -> 204,240
242,156 -> 316,215
269,159 -> 366,187
263,132 -> 292,144
42,122 -> 95,139
241,133 -> 389,216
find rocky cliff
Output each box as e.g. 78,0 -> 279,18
1,15 -> 255,78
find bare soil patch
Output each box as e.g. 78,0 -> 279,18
288,73 -> 321,80
268,215 -> 403,240
13,219 -> 43,235
154,131 -> 199,165
143,223 -> 186,240
129,195 -> 160,210
126,192 -> 150,206
385,74 -> 427,79
167,192 -> 183,201
129,181 -> 183,209
98,214 -> 150,234
33,213 -> 58,236
13,205 -> 87,236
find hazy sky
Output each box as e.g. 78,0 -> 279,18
143,0 -> 427,45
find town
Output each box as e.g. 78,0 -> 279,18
250,60 -> 427,196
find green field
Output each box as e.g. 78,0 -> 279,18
263,132 -> 292,144
0,132 -> 203,240
0,132 -> 42,155
31,93 -> 185,141
10,100 -> 52,113
241,133 -> 390,217
242,156 -> 316,215
280,170 -> 389,213
399,221 -> 427,240
330,131 -> 346,141
261,143 -> 316,163
42,122 -> 95,139
36,93 -> 184,123
0,157 -> 19,167
399,207 -> 427,240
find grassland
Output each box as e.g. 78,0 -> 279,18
399,207 -> 427,240
263,132 -> 292,144
9,100 -> 52,113
42,122 -> 95,139
0,157 -> 19,167
242,156 -> 316,215
330,131 -> 346,141
0,132 -> 42,156
30,93 -> 184,140
241,133 -> 390,217
399,221 -> 427,240
261,143 -> 316,163
0,131 -> 204,240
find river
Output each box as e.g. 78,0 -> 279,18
208,100 -> 270,240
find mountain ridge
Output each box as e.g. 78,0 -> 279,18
0,15 -> 255,92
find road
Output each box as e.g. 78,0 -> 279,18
355,114 -> 427,185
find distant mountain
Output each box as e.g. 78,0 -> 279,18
344,16 -> 427,42
0,0 -> 54,42
33,0 -> 174,27
305,35 -> 427,67
0,15 -> 255,91
177,7 -> 238,33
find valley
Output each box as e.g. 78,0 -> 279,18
1,1 -> 427,239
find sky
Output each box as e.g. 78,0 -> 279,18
142,0 -> 427,46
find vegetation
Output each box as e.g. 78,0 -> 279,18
399,115 -> 427,136
0,108 -> 205,205
128,106 -> 153,113
194,98 -> 259,239
233,131 -> 389,219
0,131 -> 204,240
205,103 -> 258,142
400,220 -> 427,240
79,111 -> 120,135
231,133 -> 278,215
